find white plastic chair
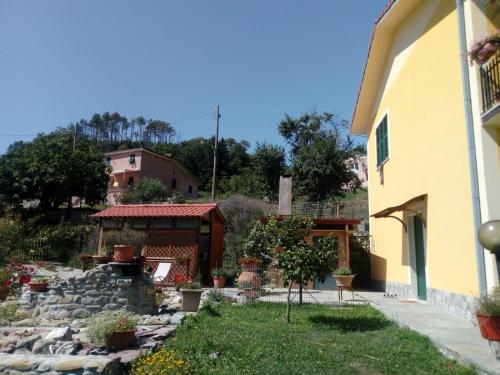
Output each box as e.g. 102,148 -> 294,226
152,262 -> 172,288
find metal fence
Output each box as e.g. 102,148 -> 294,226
221,265 -> 357,305
480,49 -> 500,113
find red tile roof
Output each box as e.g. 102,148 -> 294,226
92,203 -> 221,219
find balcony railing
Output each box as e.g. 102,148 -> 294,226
480,49 -> 500,114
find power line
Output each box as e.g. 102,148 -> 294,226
169,108 -> 213,126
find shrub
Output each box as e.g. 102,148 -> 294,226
477,287 -> 500,316
134,177 -> 168,203
211,267 -> 228,278
205,289 -> 226,303
87,310 -> 139,346
102,225 -> 146,255
334,267 -> 352,276
219,194 -> 267,265
131,348 -> 190,375
36,224 -> 93,263
0,302 -> 30,322
0,218 -> 29,264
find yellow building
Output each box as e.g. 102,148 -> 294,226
352,0 -> 500,319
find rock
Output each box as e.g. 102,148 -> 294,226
32,338 -> 56,354
170,312 -> 186,325
16,334 -> 42,349
0,343 -> 15,353
36,360 -> 53,372
53,358 -> 87,371
0,319 -> 10,326
104,303 -> 119,310
46,295 -> 59,304
209,351 -> 220,359
55,311 -> 71,320
9,358 -> 32,371
45,326 -> 73,341
0,338 -> 10,348
81,297 -> 96,305
12,319 -> 38,327
72,309 -> 91,319
50,340 -> 81,355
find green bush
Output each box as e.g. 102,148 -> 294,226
0,218 -> 30,264
87,310 -> 139,346
35,224 -> 93,263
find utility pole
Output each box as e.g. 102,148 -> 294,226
211,105 -> 220,201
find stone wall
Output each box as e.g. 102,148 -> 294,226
19,263 -> 157,321
377,280 -> 477,321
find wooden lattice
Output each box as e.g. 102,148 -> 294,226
144,229 -> 198,284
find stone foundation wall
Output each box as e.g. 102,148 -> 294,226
373,279 -> 477,321
19,264 -> 157,320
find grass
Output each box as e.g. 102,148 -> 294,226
163,302 -> 475,375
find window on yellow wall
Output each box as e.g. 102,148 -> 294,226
376,115 -> 389,167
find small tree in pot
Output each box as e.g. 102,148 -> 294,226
102,225 -> 146,263
476,287 -> 500,341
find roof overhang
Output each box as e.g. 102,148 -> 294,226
371,194 -> 426,232
351,0 -> 421,135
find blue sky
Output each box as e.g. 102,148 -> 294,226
0,0 -> 387,153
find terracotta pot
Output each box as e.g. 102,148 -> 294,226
237,264 -> 261,290
29,281 -> 48,293
113,245 -> 135,262
104,329 -> 136,351
477,313 -> 500,341
92,255 -> 112,265
181,289 -> 203,312
334,275 -> 356,288
0,285 -> 9,301
213,277 -> 226,288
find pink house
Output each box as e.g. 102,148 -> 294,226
104,148 -> 199,205
346,155 -> 368,189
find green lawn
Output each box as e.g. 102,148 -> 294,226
163,302 -> 475,375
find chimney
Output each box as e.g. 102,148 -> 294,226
278,175 -> 292,216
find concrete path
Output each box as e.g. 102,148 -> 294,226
356,291 -> 500,375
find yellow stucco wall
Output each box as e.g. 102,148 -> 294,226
367,0 -> 479,296
486,2 -> 500,32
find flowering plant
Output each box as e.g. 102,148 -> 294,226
0,263 -> 34,294
87,310 -> 139,345
131,348 -> 190,375
173,274 -> 191,286
469,30 -> 500,65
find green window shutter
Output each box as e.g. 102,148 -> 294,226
376,116 -> 388,167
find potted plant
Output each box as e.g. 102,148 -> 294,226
87,310 -> 139,351
92,246 -> 113,265
211,267 -> 228,288
237,256 -> 263,291
476,287 -> 500,341
28,277 -> 49,293
469,30 -> 500,65
103,225 -> 146,263
333,267 -> 356,288
180,280 -> 203,312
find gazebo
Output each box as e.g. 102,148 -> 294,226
92,203 -> 225,285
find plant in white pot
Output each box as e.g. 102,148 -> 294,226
180,280 -> 203,312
